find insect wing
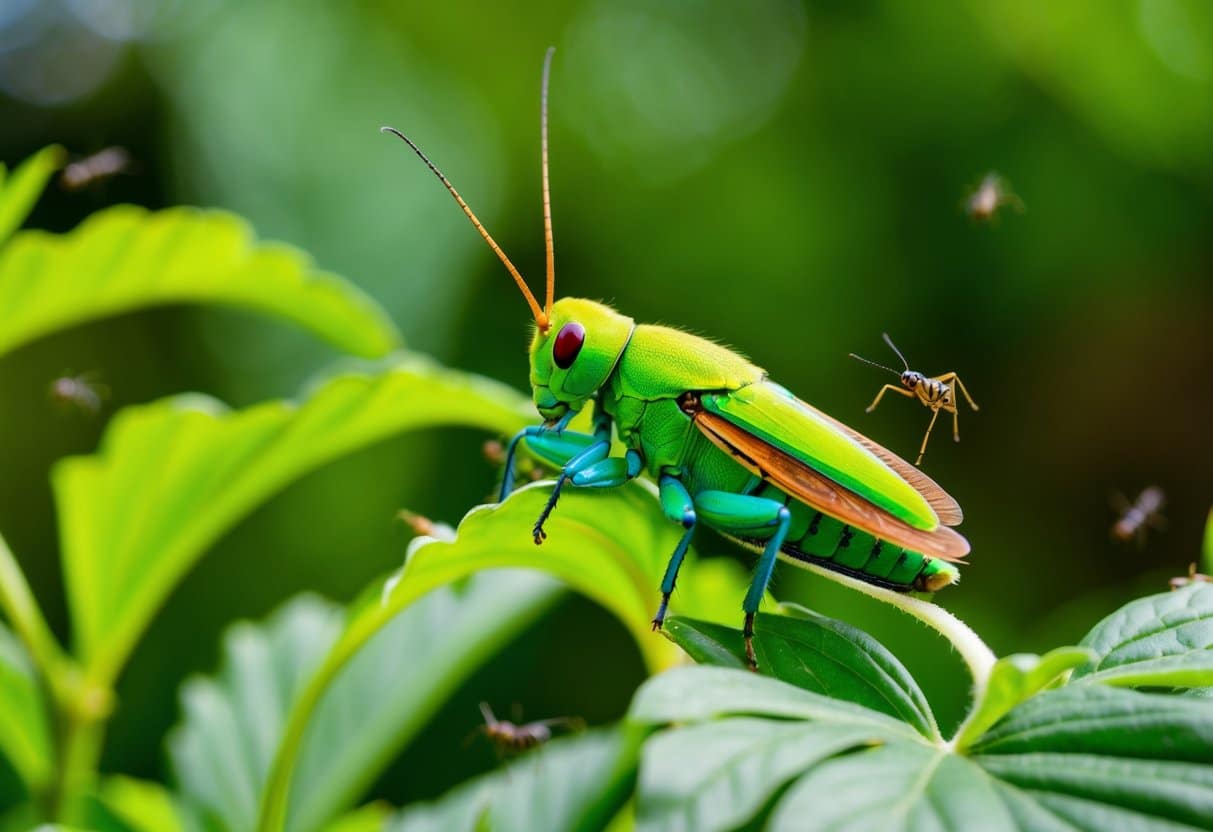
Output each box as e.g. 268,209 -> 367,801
692,381 -> 969,561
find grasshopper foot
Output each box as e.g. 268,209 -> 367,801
650,594 -> 671,631
531,475 -> 567,546
743,612 -> 759,672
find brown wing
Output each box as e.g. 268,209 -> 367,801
808,405 -> 963,526
694,410 -> 970,562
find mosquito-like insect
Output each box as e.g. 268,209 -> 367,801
484,439 -> 544,483
395,510 -> 454,541
59,147 -> 134,191
1111,486 -> 1166,546
965,172 -> 1023,222
474,703 -> 584,756
850,334 -> 979,466
48,372 -> 108,414
1170,563 -> 1210,591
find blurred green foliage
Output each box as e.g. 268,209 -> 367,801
1,0 -> 1211,820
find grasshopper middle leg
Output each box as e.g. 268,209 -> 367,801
694,491 -> 791,671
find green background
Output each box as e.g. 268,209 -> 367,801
1,0 -> 1210,812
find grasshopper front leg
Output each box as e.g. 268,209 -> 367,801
529,442 -> 643,543
503,405 -> 643,544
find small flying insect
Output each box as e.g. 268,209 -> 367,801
48,373 -> 108,414
395,510 -> 454,541
1111,486 -> 1166,546
486,438 -> 546,484
59,147 -> 134,191
474,702 -> 584,756
850,334 -> 979,466
1170,563 -> 1210,591
965,172 -> 1023,222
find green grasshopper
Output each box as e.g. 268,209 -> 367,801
382,50 -> 969,669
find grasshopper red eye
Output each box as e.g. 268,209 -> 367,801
553,321 -> 585,369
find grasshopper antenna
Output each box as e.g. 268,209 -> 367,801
380,126 -> 551,331
541,46 -> 556,320
881,332 -> 911,371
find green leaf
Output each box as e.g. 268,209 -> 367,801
171,596 -> 343,832
952,646 -> 1094,751
288,572 -> 561,832
971,683 -> 1213,761
0,622 -> 53,792
382,481 -> 766,674
93,776 -> 188,832
1073,583 -> 1213,688
628,666 -> 917,737
976,753 -> 1213,829
971,685 -> 1213,827
0,146 -> 64,247
258,484 -> 758,831
0,205 -> 400,360
630,631 -> 1213,829
385,728 -> 640,832
388,481 -> 679,671
769,743 -> 1017,832
663,606 -> 938,739
321,804 -> 390,832
53,355 -> 532,686
636,720 -> 886,832
173,572 -> 561,832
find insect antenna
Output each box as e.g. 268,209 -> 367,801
541,46 -> 556,319
881,332 -> 912,371
380,126 -> 551,331
848,353 -> 901,377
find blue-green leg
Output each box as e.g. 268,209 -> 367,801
695,491 -> 791,670
499,408 -> 608,501
652,475 -> 697,630
531,446 -> 643,543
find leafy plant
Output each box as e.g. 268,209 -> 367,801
2,145 -> 1211,832
632,582 -> 1213,830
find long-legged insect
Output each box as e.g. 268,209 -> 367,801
474,702 -> 584,756
1170,563 -> 1210,591
395,509 -> 456,541
48,372 -> 108,414
965,172 -> 1023,222
850,334 -> 978,466
1111,486 -> 1166,546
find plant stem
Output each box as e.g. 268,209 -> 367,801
0,532 -> 112,822
804,563 -> 997,688
0,532 -> 71,691
46,704 -> 107,823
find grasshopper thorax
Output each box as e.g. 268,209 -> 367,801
529,297 -> 634,421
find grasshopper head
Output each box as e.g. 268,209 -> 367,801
529,298 -> 634,421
